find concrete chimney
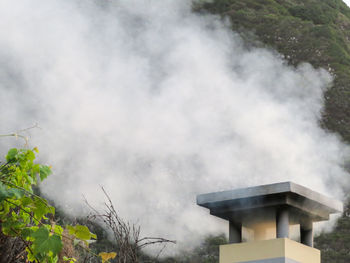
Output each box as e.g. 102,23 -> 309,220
197,181 -> 343,263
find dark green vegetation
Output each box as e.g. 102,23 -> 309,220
193,0 -> 350,262
0,148 -> 99,263
197,0 -> 350,142
147,1 -> 350,261
315,199 -> 350,263
2,0 -> 350,262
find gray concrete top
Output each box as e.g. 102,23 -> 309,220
197,182 -> 343,222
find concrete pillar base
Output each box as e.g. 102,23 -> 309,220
220,238 -> 320,263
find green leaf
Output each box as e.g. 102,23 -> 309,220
32,197 -> 52,221
67,225 -> 75,236
21,196 -> 34,207
47,235 -> 62,255
33,164 -> 40,174
74,225 -> 92,240
0,182 -> 10,202
26,150 -> 35,162
6,148 -> 18,162
26,174 -> 35,185
8,188 -> 24,199
53,225 -> 63,236
39,165 -> 52,181
67,225 -> 96,240
20,211 -> 30,224
21,227 -> 36,240
31,227 -> 63,256
2,220 -> 25,236
31,226 -> 49,242
26,247 -> 36,261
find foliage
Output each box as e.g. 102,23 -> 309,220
0,148 -> 97,263
2,0 -> 350,261
196,0 -> 350,142
184,234 -> 227,263
194,1 -> 350,261
314,198 -> 350,263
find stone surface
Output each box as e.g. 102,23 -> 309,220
197,182 -> 343,223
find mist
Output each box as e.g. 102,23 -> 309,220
0,0 -> 348,252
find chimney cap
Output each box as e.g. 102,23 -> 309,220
197,181 -> 343,223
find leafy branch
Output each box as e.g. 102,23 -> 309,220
0,148 -> 99,263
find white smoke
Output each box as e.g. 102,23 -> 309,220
0,0 -> 348,252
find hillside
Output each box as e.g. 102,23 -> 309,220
1,1 -> 349,262
194,0 -> 350,262
197,0 -> 350,142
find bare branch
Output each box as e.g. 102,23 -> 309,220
0,123 -> 40,146
85,187 -> 176,263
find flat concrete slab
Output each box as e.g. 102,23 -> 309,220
197,182 -> 343,223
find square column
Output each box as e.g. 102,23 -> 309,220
220,238 -> 320,263
300,220 -> 313,247
229,221 -> 242,243
276,207 -> 289,238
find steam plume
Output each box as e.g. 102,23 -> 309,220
0,0 -> 348,251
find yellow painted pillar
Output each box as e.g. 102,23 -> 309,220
220,238 -> 320,263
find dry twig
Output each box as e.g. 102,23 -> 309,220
85,187 -> 176,263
